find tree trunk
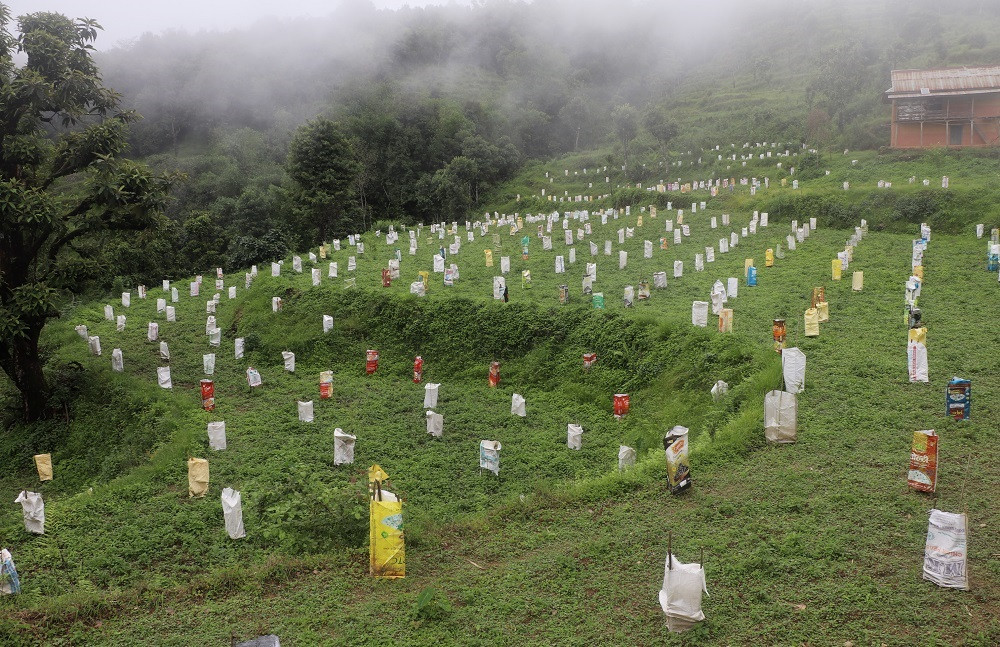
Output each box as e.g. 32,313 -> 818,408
1,325 -> 51,422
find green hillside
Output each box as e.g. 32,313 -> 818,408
1,147 -> 998,645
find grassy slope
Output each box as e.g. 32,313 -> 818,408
1,150 -> 999,645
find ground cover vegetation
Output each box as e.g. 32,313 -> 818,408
1,1 -> 999,645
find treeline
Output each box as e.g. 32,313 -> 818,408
110,83 -> 522,282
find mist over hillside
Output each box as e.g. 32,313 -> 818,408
97,0 -> 1000,158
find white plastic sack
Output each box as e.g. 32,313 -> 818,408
207,421 -> 227,450
329,262 -> 338,278
209,328 -> 221,347
764,390 -> 797,443
781,347 -> 806,394
121,292 -> 130,307
234,338 -> 244,359
190,281 -> 199,297
111,348 -> 124,372
424,383 -> 440,408
166,306 -> 176,322
282,351 -> 295,372
653,272 -> 667,289
658,554 -> 707,633
674,260 -> 683,278
908,341 -> 928,382
500,256 -> 510,273
511,393 -> 526,417
311,268 -> 321,286
271,262 -> 280,277
114,314 -> 126,332
710,380 -> 728,401
426,410 -> 443,437
229,286 -> 237,299
322,315 -> 334,333
691,301 -> 708,327
410,281 -> 426,296
156,298 -> 166,313
433,255 -> 444,273
619,250 -> 627,269
160,341 -> 170,361
618,445 -> 636,470
221,487 -> 245,540
479,440 -> 501,475
297,400 -> 313,422
727,277 -> 738,298
157,366 -> 172,389
88,335 -> 101,356
695,254 -> 704,272
923,509 -> 969,590
206,300 -> 216,314
567,423 -> 583,450
147,322 -> 158,341
171,287 -> 179,303
203,353 -> 216,375
14,491 -> 44,535
334,428 -> 356,465
104,304 -> 114,320
644,240 -> 653,258
493,276 -> 506,300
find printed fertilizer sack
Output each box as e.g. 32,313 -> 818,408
0,549 -> 20,595
907,430 -> 938,492
369,486 -> 405,578
923,509 -> 969,590
663,426 -> 691,494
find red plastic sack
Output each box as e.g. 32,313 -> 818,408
613,393 -> 630,418
489,361 -> 500,388
201,379 -> 215,412
366,350 -> 379,375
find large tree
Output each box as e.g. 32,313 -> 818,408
286,118 -> 361,241
0,6 -> 173,421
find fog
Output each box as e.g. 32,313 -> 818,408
12,0 -> 472,49
9,0 -> 998,158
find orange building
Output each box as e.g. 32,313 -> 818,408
886,67 -> 1000,148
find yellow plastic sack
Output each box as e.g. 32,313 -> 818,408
804,308 -> 820,337
484,249 -> 493,267
718,308 -> 733,333
34,454 -> 52,481
744,258 -> 754,277
418,270 -> 429,286
908,327 -> 927,345
832,258 -> 842,280
676,213 -> 683,224
816,301 -> 829,323
913,265 -> 924,280
370,491 -> 405,578
637,215 -> 643,227
852,271 -> 863,291
320,244 -> 327,259
188,458 -> 209,498
765,249 -> 774,267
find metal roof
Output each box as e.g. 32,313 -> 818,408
887,66 -> 1000,98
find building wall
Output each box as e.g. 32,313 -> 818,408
891,92 -> 1000,147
